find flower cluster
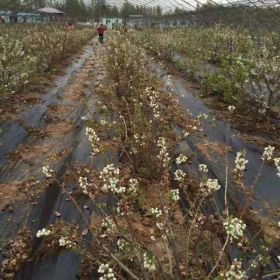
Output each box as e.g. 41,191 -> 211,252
101,217 -> 116,233
219,259 -> 247,280
127,178 -> 139,194
100,119 -> 108,126
98,264 -> 116,280
59,237 -> 75,249
228,105 -> 236,112
199,164 -> 208,173
200,178 -> 221,195
262,146 -> 275,161
143,252 -> 156,272
99,164 -> 123,194
150,207 -> 162,219
117,239 -> 130,251
79,177 -> 89,194
235,150 -> 248,172
133,134 -> 146,148
176,154 -> 188,165
146,87 -> 161,118
183,131 -> 190,138
274,158 -> 280,178
86,127 -> 100,154
174,169 -> 186,182
156,137 -> 170,168
168,189 -> 180,203
42,166 -> 53,178
36,228 -> 51,238
197,112 -> 208,121
223,217 -> 246,242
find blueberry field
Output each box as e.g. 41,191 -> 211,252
0,1 -> 280,280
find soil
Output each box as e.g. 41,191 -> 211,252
203,94 -> 280,156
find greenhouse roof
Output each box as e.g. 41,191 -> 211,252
37,7 -> 64,15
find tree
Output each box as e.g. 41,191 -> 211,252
120,2 -> 137,18
156,5 -> 162,17
111,6 -> 119,17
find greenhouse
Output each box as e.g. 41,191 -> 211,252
0,0 -> 280,279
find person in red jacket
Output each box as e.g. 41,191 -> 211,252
67,22 -> 75,32
97,23 -> 106,44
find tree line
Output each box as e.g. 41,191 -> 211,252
0,0 -> 163,21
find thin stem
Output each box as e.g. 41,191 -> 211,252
206,235 -> 230,279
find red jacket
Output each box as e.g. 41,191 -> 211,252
97,26 -> 105,35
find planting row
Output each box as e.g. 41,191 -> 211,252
14,32 -> 280,279
0,24 -> 95,97
132,27 -> 280,118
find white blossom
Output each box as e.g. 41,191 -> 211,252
274,158 -> 280,177
228,105 -> 236,112
262,146 -> 275,161
42,166 -> 53,178
235,150 -> 248,172
176,154 -> 188,165
79,177 -> 89,194
200,178 -> 220,194
183,131 -> 190,138
199,164 -> 208,173
156,137 -> 170,168
174,169 -> 186,182
99,164 -> 124,194
169,189 -> 180,202
36,228 -> 51,238
59,237 -> 75,249
101,217 -> 116,233
117,239 -> 129,251
128,178 -> 139,194
143,252 -> 156,272
98,264 -> 116,280
145,87 -> 161,118
86,127 -> 100,154
219,259 -> 247,280
150,207 -> 162,219
197,112 -> 208,121
223,217 -> 246,242
100,119 -> 108,126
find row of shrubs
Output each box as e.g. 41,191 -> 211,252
0,24 -> 95,97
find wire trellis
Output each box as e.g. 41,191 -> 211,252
124,0 -> 280,31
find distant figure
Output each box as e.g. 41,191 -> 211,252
9,15 -> 17,23
122,23 -> 128,33
67,22 -> 75,32
97,23 -> 106,44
